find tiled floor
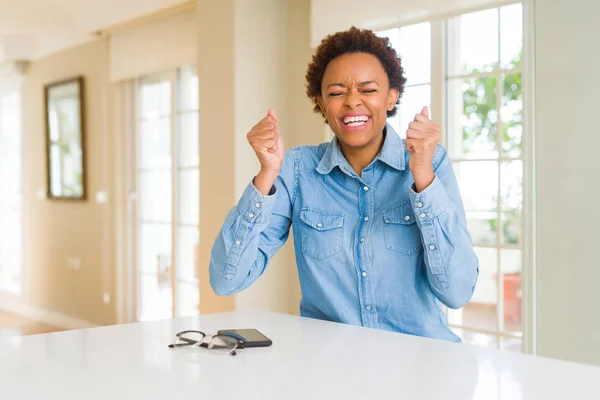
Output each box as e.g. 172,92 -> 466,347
0,311 -> 64,338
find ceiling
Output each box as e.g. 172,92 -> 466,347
0,0 -> 188,63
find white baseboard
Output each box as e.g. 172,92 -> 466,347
0,292 -> 99,330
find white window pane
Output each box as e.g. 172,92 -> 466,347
138,118 -> 171,170
178,65 -> 198,111
178,169 -> 199,226
0,197 -> 21,292
448,247 -> 498,331
375,28 -> 400,51
471,247 -> 498,310
176,281 -> 199,318
176,227 -> 199,282
448,9 -> 499,75
138,223 -> 172,274
139,75 -> 171,119
0,89 -> 21,294
454,161 -> 498,245
454,161 -> 498,212
466,216 -> 496,246
501,73 -> 523,158
447,77 -> 499,159
500,3 -> 523,69
399,22 -> 431,85
138,170 -> 172,222
501,161 -> 522,245
386,113 -> 400,136
139,274 -> 172,321
178,112 -> 199,168
501,249 -> 522,333
398,84 -> 431,139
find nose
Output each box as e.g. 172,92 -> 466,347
344,88 -> 362,109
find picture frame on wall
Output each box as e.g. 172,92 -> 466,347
44,76 -> 86,201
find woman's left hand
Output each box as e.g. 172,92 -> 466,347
405,106 -> 440,192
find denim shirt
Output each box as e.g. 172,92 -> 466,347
209,124 -> 479,342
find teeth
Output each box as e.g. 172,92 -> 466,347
343,115 -> 369,124
347,121 -> 366,127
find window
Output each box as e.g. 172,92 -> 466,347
135,65 -> 200,321
0,84 -> 22,294
445,4 -> 524,352
377,22 -> 431,137
378,2 -> 525,352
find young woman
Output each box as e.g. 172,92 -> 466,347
209,27 -> 479,342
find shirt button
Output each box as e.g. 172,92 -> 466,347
360,238 -> 365,243
362,271 -> 368,277
235,240 -> 241,246
255,203 -> 261,208
420,213 -> 426,219
417,202 -> 423,208
404,215 -> 411,221
317,223 -> 323,228
429,244 -> 436,250
364,216 -> 369,222
363,186 -> 369,191
249,213 -> 255,219
365,305 -> 371,311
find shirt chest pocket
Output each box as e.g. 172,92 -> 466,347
382,202 -> 422,256
299,208 -> 344,261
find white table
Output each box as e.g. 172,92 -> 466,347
1,310 -> 599,399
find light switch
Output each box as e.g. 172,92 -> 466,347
67,257 -> 82,271
96,191 -> 108,204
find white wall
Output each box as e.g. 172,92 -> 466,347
197,0 -> 322,315
232,0 -> 292,312
232,0 -> 323,313
20,39 -> 116,326
108,8 -> 197,82
534,0 -> 600,366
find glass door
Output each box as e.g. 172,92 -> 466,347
134,65 -> 200,321
0,84 -> 22,294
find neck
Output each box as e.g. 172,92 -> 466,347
339,130 -> 385,177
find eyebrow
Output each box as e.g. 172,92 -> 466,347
326,81 -> 379,89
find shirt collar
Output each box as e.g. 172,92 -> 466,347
316,123 -> 406,175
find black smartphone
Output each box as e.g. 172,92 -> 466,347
217,328 -> 273,348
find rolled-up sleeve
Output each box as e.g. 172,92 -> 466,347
209,148 -> 298,296
409,146 -> 479,309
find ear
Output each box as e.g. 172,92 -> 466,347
317,96 -> 326,116
387,89 -> 400,111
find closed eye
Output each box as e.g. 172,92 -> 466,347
328,92 -> 344,97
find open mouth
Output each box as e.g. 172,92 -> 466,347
342,115 -> 370,127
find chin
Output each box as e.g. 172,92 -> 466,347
337,133 -> 373,149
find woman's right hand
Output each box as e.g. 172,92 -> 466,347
247,109 -> 285,195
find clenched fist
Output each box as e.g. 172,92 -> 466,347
405,106 -> 440,192
247,108 -> 285,173
247,109 -> 285,195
